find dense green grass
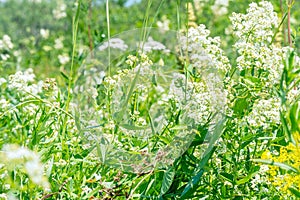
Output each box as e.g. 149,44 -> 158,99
0,0 -> 300,199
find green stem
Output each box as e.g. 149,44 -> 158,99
106,0 -> 111,76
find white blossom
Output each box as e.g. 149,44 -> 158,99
58,54 -> 70,65
246,97 -> 280,130
211,0 -> 229,16
53,1 -> 67,19
98,38 -> 128,51
139,37 -> 170,53
180,24 -> 231,73
0,35 -> 13,50
54,37 -> 64,49
8,68 -> 36,92
157,15 -> 170,33
1,144 -> 49,189
40,29 -> 50,39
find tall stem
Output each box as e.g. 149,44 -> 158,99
106,0 -> 111,76
280,0 -> 286,44
88,0 -> 94,56
287,0 -> 294,47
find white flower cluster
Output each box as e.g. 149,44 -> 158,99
168,73 -> 212,125
0,144 -> 49,189
98,38 -> 128,51
180,24 -> 231,73
167,72 -> 226,125
0,98 -> 10,112
231,1 -> 278,43
110,54 -> 154,113
211,0 -> 229,16
246,97 -> 280,131
139,37 -> 170,54
250,165 -> 271,192
40,29 -> 50,39
58,53 -> 70,65
156,15 -> 170,33
231,1 -> 285,87
193,0 -> 209,13
54,37 -> 64,49
8,68 -> 37,93
0,35 -> 13,61
53,1 -> 67,19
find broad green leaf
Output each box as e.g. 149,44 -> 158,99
289,187 -> 300,197
160,166 -> 175,196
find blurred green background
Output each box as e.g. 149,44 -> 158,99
0,0 -> 299,77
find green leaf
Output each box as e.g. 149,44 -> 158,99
289,187 -> 300,197
280,111 -> 295,144
169,125 -> 188,130
180,119 -> 225,199
82,186 -> 102,199
160,166 -> 175,196
236,173 -> 255,185
219,172 -> 234,183
60,71 -> 69,81
251,159 -> 299,173
120,123 -> 147,130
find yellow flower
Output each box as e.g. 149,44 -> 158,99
261,132 -> 300,196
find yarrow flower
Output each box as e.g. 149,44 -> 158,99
139,37 -> 170,54
8,68 -> 35,91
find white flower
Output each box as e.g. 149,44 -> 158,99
230,1 -> 278,43
139,37 -> 170,53
53,2 -> 67,19
231,1 -> 285,88
0,54 -> 9,61
180,24 -> 231,73
98,38 -> 128,51
0,193 -> 7,200
157,15 -> 170,33
1,144 -> 49,189
211,0 -> 229,16
88,87 -> 98,99
0,35 -> 13,50
246,97 -> 281,130
58,54 -> 70,65
8,68 -> 36,92
54,37 -> 64,49
40,29 -> 50,39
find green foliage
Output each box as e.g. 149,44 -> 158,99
0,0 -> 300,199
